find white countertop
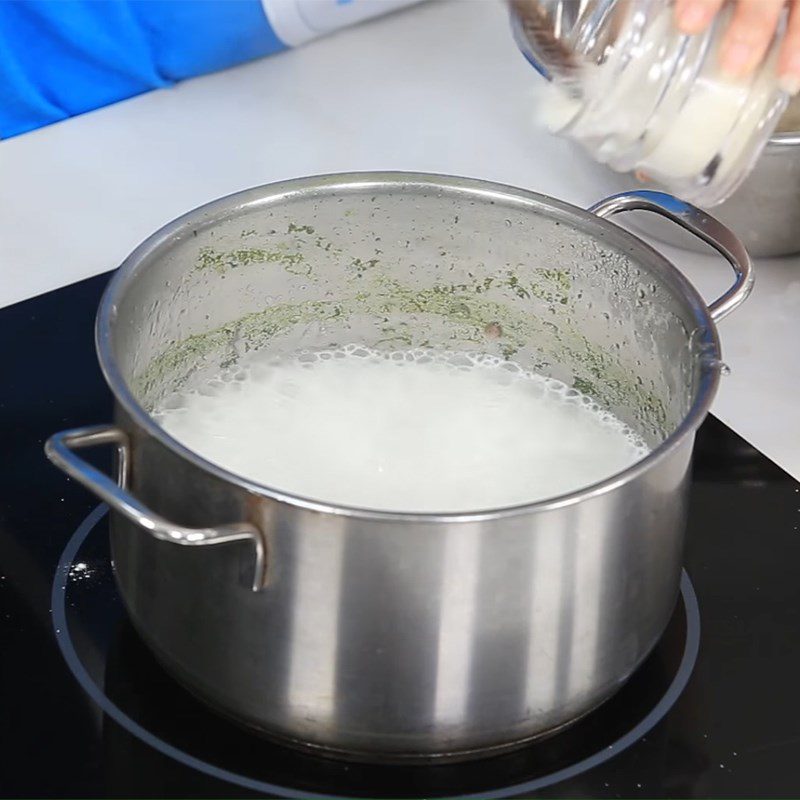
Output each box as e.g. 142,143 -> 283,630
1,0 -> 798,477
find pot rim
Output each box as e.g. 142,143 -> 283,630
96,171 -> 721,522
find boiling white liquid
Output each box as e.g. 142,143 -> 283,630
155,347 -> 650,513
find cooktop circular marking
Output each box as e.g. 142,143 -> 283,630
52,505 -> 701,799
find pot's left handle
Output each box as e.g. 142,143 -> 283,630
45,425 -> 267,591
589,190 -> 754,323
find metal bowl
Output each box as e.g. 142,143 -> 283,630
576,130 -> 800,258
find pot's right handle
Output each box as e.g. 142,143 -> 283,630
45,425 -> 267,591
589,190 -> 754,323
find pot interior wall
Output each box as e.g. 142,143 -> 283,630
111,179 -> 708,449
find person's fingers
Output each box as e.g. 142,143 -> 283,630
779,0 -> 800,94
718,0 -> 786,79
674,0 -> 725,34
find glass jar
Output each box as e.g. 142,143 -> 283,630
511,0 -> 790,206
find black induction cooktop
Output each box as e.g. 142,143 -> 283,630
1,273 -> 799,799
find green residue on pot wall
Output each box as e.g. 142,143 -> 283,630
195,246 -> 307,275
143,250 -> 666,441
572,376 -> 598,397
350,257 -> 380,277
194,223 -> 349,278
530,267 -> 571,305
135,298 -> 349,402
287,222 -> 315,235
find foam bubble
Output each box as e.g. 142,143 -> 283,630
155,345 -> 650,512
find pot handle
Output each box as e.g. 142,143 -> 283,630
588,190 -> 754,323
44,424 -> 267,591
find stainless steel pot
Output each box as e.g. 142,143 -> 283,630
45,174 -> 752,762
574,131 -> 800,258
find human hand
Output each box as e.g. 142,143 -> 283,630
675,0 -> 800,94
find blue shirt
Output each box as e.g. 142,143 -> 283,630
0,0 -> 422,139
0,0 -> 286,138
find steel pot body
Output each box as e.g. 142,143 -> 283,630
46,174 -> 752,761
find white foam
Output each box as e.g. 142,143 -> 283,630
154,346 -> 649,513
